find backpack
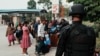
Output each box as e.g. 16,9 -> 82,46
50,26 -> 57,34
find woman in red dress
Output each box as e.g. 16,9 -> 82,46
20,21 -> 31,56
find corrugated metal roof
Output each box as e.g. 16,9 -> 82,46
0,9 -> 41,13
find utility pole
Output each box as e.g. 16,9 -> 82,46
59,0 -> 65,18
52,0 -> 59,20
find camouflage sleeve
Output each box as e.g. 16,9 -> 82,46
55,26 -> 70,56
88,27 -> 96,52
89,27 -> 96,45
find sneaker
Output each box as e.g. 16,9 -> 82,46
23,54 -> 26,56
8,44 -> 11,46
26,54 -> 29,56
23,54 -> 28,56
36,54 -> 40,56
40,52 -> 45,55
34,52 -> 38,54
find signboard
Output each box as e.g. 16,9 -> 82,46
52,4 -> 59,14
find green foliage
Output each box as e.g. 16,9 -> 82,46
68,0 -> 100,22
38,0 -> 52,20
27,0 -> 36,9
38,0 -> 52,9
47,11 -> 52,20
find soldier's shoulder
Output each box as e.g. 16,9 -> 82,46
88,27 -> 95,32
60,25 -> 71,32
84,25 -> 95,33
62,24 -> 71,29
81,24 -> 94,29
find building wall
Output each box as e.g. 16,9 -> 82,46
13,16 -> 18,27
0,14 -> 2,24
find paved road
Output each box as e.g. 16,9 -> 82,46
0,25 -> 56,56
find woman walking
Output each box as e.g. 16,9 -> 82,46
6,22 -> 15,46
20,21 -> 31,56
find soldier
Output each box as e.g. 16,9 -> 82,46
56,4 -> 96,56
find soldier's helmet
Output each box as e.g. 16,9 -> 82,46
69,4 -> 86,16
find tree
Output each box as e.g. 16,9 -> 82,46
38,0 -> 52,9
27,0 -> 36,9
38,0 -> 52,20
68,0 -> 100,22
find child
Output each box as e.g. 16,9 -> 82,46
6,22 -> 15,46
42,31 -> 51,54
44,31 -> 51,46
16,23 -> 23,44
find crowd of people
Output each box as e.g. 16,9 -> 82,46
6,16 -> 69,56
5,4 -> 99,56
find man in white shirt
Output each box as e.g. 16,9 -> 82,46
36,16 -> 46,55
38,22 -> 45,38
